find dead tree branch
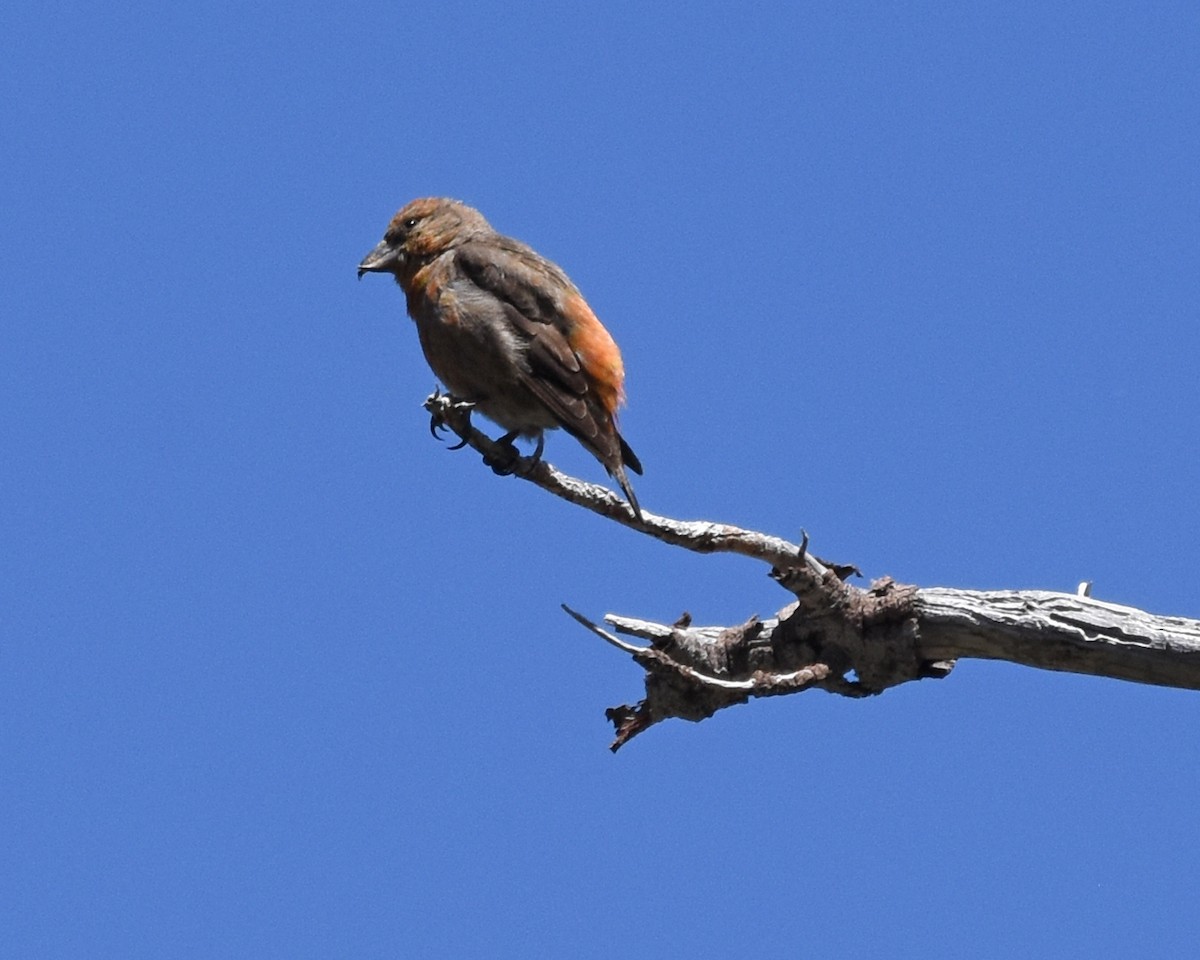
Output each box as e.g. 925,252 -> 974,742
424,391 -> 1200,751
424,390 -> 827,573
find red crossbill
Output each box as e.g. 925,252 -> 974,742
358,197 -> 644,519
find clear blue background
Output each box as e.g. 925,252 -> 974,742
4,1 -> 1199,956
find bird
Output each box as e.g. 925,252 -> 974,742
358,197 -> 644,519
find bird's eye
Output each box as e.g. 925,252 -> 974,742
404,217 -> 419,229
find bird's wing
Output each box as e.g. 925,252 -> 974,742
455,240 -> 606,449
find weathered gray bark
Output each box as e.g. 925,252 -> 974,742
425,392 -> 1200,750
916,588 -> 1200,689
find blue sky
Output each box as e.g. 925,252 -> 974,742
4,1 -> 1199,956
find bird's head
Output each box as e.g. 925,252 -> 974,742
357,197 -> 491,280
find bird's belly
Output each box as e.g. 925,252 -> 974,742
415,314 -> 556,436
473,393 -> 560,436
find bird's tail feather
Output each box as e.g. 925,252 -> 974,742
610,462 -> 643,522
618,434 -> 643,476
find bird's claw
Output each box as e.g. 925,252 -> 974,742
424,389 -> 545,477
528,433 -> 545,466
483,430 -> 523,476
427,388 -> 476,449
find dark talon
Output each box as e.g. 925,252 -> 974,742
427,386 -> 448,439
483,430 -> 522,476
429,392 -> 475,449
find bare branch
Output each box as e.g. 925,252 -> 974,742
424,392 -> 826,575
572,587 -> 1200,749
564,605 -> 831,750
916,588 -> 1200,689
424,389 -> 1200,748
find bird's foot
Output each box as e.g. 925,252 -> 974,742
427,387 -> 476,450
527,433 -> 545,466
483,431 -> 543,476
483,429 -> 524,476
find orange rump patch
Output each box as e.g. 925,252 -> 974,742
563,294 -> 626,414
